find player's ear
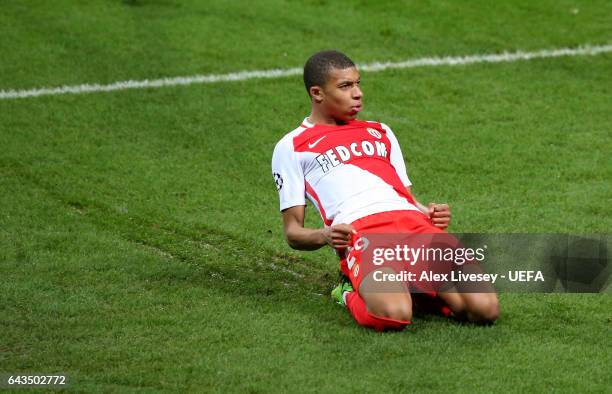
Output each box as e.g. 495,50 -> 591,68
310,85 -> 324,103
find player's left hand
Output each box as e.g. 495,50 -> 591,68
428,203 -> 451,230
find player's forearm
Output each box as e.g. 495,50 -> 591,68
415,199 -> 429,216
285,226 -> 327,251
406,187 -> 429,216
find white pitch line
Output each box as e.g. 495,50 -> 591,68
1,44 -> 610,100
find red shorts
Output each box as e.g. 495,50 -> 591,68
339,210 -> 461,316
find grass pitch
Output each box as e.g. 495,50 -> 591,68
1,0 -> 611,392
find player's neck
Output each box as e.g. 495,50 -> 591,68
307,111 -> 351,126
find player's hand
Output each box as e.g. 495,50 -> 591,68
428,203 -> 451,230
322,224 -> 357,250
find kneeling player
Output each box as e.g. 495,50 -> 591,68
272,50 -> 498,331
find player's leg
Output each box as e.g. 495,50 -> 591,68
359,267 -> 413,323
338,266 -> 413,331
344,291 -> 411,331
337,225 -> 413,331
438,259 -> 500,323
394,212 -> 499,324
438,291 -> 499,324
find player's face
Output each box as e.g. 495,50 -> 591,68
320,67 -> 362,122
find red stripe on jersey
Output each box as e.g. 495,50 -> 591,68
369,129 -> 417,205
305,180 -> 332,226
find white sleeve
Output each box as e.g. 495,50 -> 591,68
271,138 -> 306,211
381,123 -> 412,187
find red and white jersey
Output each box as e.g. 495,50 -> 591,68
272,117 -> 421,226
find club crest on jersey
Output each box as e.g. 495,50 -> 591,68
367,128 -> 382,139
314,139 -> 388,173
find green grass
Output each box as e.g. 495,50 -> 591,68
1,0 -> 611,392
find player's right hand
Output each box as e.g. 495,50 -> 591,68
323,224 -> 357,250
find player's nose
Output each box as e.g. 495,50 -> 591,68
353,85 -> 363,99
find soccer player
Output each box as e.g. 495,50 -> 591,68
271,50 -> 499,331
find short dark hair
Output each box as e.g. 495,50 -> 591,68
303,50 -> 355,96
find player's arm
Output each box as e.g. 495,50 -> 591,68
407,186 -> 451,230
272,137 -> 354,251
282,205 -> 356,251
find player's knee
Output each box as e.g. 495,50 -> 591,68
471,296 -> 499,324
379,300 -> 412,322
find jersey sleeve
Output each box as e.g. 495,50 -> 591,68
381,123 -> 412,187
271,137 -> 306,211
